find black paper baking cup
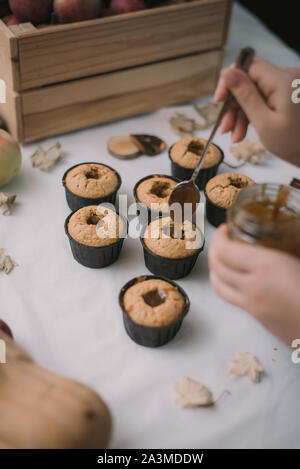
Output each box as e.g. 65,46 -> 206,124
62,162 -> 122,211
133,174 -> 181,224
205,190 -> 227,228
140,217 -> 205,280
119,275 -> 190,347
168,144 -> 224,190
64,209 -> 127,268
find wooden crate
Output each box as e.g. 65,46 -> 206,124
0,0 -> 233,143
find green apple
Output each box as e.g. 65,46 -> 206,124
0,129 -> 21,188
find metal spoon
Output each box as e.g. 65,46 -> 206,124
168,47 -> 256,221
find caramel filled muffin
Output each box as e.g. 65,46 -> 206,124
205,172 -> 254,227
65,205 -> 126,268
63,162 -> 121,211
141,216 -> 204,279
135,175 -> 178,214
123,278 -> 185,327
120,275 -> 190,347
170,137 -> 222,170
144,216 -> 203,259
65,163 -> 119,198
169,137 -> 224,190
206,172 -> 254,209
68,205 -> 125,247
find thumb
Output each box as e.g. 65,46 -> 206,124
222,67 -> 271,132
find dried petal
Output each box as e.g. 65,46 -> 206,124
31,142 -> 63,171
0,248 -> 18,274
169,112 -> 204,137
228,352 -> 264,383
130,134 -> 166,156
194,102 -> 223,128
230,137 -> 267,164
0,192 -> 16,216
174,377 -> 214,407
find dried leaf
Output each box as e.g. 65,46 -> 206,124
0,248 -> 18,274
169,113 -> 205,137
130,134 -> 166,156
194,102 -> 223,128
0,192 -> 16,216
230,137 -> 267,165
174,377 -> 214,408
30,142 -> 63,171
228,352 -> 264,383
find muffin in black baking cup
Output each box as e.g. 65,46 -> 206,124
168,144 -> 224,191
133,174 -> 181,225
64,208 -> 127,268
205,172 -> 255,228
119,275 -> 190,347
62,162 -> 122,211
205,190 -> 227,228
140,217 -> 205,280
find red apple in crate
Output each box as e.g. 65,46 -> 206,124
9,0 -> 53,24
3,14 -> 20,25
110,0 -> 146,14
54,0 -> 102,24
0,319 -> 13,339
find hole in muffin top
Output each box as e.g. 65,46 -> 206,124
143,289 -> 166,307
229,177 -> 248,189
187,140 -> 204,156
163,224 -> 185,240
85,168 -> 100,180
87,213 -> 104,225
150,181 -> 171,198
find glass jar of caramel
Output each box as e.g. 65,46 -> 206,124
227,183 -> 300,258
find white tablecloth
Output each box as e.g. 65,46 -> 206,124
1,4 -> 300,449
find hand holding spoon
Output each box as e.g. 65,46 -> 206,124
168,47 -> 256,221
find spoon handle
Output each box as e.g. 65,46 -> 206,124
191,47 -> 256,182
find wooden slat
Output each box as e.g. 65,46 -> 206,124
222,0 -> 234,43
17,0 -> 230,90
8,23 -> 36,35
0,21 -> 19,91
0,84 -> 23,141
21,49 -> 223,142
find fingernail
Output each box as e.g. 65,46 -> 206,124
223,70 -> 241,88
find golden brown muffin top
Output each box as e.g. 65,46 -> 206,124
170,137 -> 222,170
136,175 -> 177,213
206,172 -> 254,209
65,163 -> 119,198
68,205 -> 125,247
143,216 -> 203,259
123,278 -> 186,327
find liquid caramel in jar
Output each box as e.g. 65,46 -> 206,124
227,184 -> 300,258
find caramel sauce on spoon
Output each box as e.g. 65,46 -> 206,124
169,47 -> 256,222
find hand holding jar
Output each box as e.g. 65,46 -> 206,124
209,224 -> 300,345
